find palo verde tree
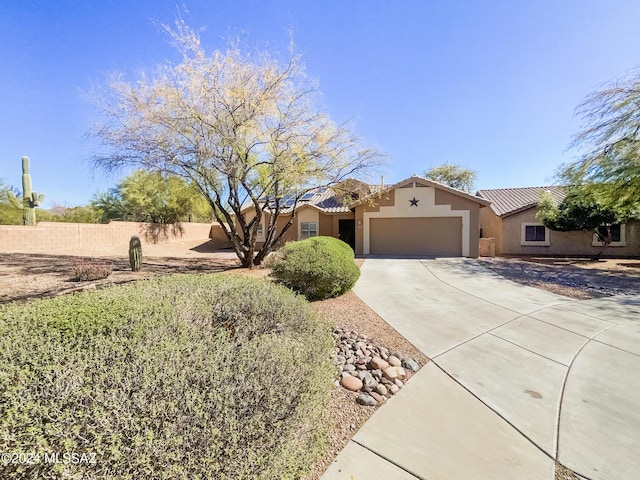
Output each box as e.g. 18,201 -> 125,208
424,163 -> 477,192
90,20 -> 381,267
91,170 -> 213,224
537,189 -> 625,258
560,69 -> 640,215
0,180 -> 23,225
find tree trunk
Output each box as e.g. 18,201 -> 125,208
591,227 -> 612,261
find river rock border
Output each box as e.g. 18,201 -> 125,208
333,328 -> 420,406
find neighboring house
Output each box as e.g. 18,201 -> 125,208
477,186 -> 640,257
240,175 -> 491,258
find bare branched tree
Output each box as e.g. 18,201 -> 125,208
89,20 -> 382,267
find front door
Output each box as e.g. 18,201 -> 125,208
338,219 -> 356,251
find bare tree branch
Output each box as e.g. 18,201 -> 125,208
560,70 -> 640,216
89,19 -> 383,266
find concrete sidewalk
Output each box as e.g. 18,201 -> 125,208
322,258 -> 640,480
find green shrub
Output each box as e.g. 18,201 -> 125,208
271,236 -> 360,301
0,275 -> 334,479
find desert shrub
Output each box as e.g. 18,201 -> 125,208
271,236 -> 360,301
71,257 -> 113,281
0,274 -> 334,479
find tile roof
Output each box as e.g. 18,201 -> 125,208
306,187 -> 352,213
476,186 -> 566,217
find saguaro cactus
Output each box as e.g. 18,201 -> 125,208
7,156 -> 45,226
129,236 -> 142,272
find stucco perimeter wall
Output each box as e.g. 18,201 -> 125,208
501,209 -> 640,257
0,221 -> 216,255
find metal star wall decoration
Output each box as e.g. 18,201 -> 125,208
409,197 -> 419,207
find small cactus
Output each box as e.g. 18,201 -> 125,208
7,156 -> 45,226
129,236 -> 142,272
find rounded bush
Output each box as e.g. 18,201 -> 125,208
271,236 -> 360,301
0,274 -> 334,479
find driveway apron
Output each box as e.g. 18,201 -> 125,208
322,258 -> 640,480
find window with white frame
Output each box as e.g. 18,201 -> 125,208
593,224 -> 625,247
521,223 -> 550,246
300,222 -> 317,239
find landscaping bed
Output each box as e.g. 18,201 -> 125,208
0,274 -> 334,479
479,256 -> 640,299
0,246 -> 427,479
0,247 -> 239,305
1,248 -> 637,479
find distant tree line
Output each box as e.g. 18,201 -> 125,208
0,170 -> 214,225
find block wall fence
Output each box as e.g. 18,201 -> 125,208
0,221 -> 231,256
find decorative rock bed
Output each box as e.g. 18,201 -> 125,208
333,328 -> 421,406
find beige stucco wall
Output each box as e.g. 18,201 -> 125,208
237,207 -> 350,249
0,221 -> 215,255
236,211 -> 298,248
282,209 -> 352,242
435,189 -> 482,258
355,190 -> 395,254
274,215 -> 298,245
479,237 -> 496,257
295,207 -> 320,238
319,212 -> 334,236
479,207 -> 504,255
501,208 -> 640,257
209,223 -> 233,249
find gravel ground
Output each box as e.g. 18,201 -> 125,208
478,256 -> 639,299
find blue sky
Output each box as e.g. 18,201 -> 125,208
1,1 -> 639,208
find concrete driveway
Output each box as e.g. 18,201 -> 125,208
322,258 -> 640,480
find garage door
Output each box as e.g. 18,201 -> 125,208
369,217 -> 462,256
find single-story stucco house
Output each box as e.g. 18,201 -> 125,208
240,175 -> 491,258
476,186 -> 640,257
